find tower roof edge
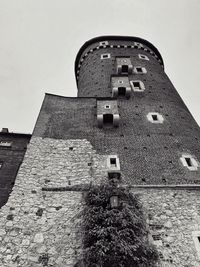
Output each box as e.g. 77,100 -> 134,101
74,35 -> 164,80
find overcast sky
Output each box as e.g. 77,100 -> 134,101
0,0 -> 199,133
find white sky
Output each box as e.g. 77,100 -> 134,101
0,0 -> 200,133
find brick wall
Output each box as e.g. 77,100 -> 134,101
33,93 -> 200,185
0,133 -> 31,208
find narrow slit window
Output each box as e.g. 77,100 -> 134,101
0,162 -> 3,169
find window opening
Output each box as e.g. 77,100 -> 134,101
118,87 -> 126,96
110,158 -> 117,167
99,41 -> 108,46
152,114 -> 158,121
136,67 -> 142,73
121,65 -> 128,73
180,154 -> 198,170
103,114 -> 113,124
130,80 -> 145,92
101,53 -> 110,59
185,157 -> 192,167
139,54 -> 149,60
0,162 -> 3,169
133,82 -> 140,89
147,112 -> 164,123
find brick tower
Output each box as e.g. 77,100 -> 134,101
0,36 -> 200,266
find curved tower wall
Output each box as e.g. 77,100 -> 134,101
73,36 -> 200,185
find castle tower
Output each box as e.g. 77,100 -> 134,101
0,36 -> 200,266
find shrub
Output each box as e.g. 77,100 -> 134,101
82,183 -> 158,267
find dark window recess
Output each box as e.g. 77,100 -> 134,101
110,158 -> 117,167
185,157 -> 192,167
136,67 -> 143,73
152,115 -> 158,121
118,87 -> 126,96
121,65 -> 128,73
103,114 -> 113,124
69,147 -> 73,151
133,82 -> 141,89
197,236 -> 200,243
103,54 -> 108,58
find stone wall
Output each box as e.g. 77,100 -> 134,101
136,189 -> 200,267
0,137 -> 108,267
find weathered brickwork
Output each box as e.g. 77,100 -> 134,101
0,132 -> 31,208
0,137 -> 108,267
33,94 -> 200,185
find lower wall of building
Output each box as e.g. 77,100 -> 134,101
0,136 -> 200,266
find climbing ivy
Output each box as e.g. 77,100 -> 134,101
82,183 -> 159,267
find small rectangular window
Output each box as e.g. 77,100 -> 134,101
147,112 -> 164,123
130,80 -> 145,92
136,67 -> 142,73
152,115 -> 158,121
110,158 -> 117,167
138,54 -> 149,61
180,154 -> 198,171
99,41 -> 108,46
134,66 -> 147,74
101,53 -> 111,59
133,82 -> 140,88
